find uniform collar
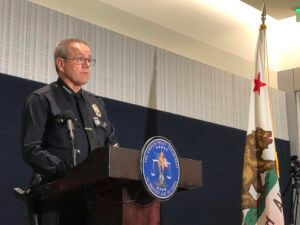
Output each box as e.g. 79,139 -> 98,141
56,78 -> 86,104
57,78 -> 84,96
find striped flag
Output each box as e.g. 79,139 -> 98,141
241,5 -> 285,225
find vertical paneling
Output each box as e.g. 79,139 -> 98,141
0,0 -> 289,140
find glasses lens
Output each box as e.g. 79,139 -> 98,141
90,59 -> 96,66
74,57 -> 95,66
75,57 -> 85,65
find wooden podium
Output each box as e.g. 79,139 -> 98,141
36,147 -> 202,225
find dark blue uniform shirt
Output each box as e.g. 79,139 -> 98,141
21,78 -> 118,177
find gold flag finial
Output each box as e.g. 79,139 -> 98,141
260,3 -> 267,30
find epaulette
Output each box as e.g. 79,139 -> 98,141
32,82 -> 55,95
83,89 -> 105,106
83,89 -> 96,97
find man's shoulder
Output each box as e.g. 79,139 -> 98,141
83,90 -> 105,104
32,82 -> 56,96
83,89 -> 97,97
25,82 -> 58,106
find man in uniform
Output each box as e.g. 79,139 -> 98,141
21,38 -> 118,225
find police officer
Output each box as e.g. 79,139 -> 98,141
21,38 -> 118,225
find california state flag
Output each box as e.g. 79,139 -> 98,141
241,6 -> 285,225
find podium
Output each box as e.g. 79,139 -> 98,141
36,147 -> 202,225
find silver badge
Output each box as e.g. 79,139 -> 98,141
92,104 -> 101,118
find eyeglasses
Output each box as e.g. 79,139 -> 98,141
63,56 -> 96,66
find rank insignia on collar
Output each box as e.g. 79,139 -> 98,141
92,104 -> 101,117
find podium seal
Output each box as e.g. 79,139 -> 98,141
140,136 -> 180,201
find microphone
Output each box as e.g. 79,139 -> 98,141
63,111 -> 75,140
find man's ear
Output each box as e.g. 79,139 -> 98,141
56,58 -> 64,73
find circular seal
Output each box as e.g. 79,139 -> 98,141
140,136 -> 180,201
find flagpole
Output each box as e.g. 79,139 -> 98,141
261,3 -> 266,26
260,4 -> 281,178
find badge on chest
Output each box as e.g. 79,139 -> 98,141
92,104 -> 101,118
91,103 -> 106,128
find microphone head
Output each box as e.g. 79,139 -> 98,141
63,110 -> 75,122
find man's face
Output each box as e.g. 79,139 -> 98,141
57,42 -> 91,91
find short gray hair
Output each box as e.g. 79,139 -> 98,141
54,38 -> 90,72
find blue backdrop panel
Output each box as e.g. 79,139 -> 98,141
0,73 -> 292,225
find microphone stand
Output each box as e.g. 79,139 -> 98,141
70,136 -> 77,167
68,130 -> 81,167
68,130 -> 80,167
291,179 -> 300,225
63,111 -> 80,167
66,119 -> 78,167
